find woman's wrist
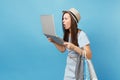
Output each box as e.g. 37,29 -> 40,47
73,45 -> 76,51
73,45 -> 78,52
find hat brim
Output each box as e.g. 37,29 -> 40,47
62,10 -> 70,13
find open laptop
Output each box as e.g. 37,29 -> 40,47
40,15 -> 64,45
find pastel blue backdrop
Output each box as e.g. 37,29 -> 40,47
0,0 -> 120,80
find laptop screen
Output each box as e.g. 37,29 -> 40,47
40,15 -> 56,36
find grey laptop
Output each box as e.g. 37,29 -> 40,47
40,15 -> 64,45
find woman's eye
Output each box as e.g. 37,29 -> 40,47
65,18 -> 67,20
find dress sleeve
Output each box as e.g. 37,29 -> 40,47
78,31 -> 90,48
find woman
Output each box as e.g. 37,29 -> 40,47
48,8 -> 92,80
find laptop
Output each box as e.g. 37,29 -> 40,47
40,15 -> 64,45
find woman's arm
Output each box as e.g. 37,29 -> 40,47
74,44 -> 92,59
48,38 -> 66,53
64,42 -> 92,59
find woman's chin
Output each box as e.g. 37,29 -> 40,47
64,26 -> 70,30
65,28 -> 68,30
64,27 -> 69,30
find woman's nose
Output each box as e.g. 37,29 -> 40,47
63,19 -> 65,23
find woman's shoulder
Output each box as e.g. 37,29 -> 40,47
78,29 -> 86,36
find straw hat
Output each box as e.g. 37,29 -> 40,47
63,8 -> 81,23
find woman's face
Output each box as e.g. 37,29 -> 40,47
62,13 -> 71,30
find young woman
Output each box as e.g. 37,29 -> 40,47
48,8 -> 92,80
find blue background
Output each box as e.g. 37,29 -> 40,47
0,0 -> 120,80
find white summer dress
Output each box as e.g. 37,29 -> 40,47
64,31 -> 90,80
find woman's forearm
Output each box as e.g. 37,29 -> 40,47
47,38 -> 66,52
53,42 -> 66,53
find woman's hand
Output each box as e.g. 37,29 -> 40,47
63,42 -> 75,50
47,38 -> 56,43
47,38 -> 66,52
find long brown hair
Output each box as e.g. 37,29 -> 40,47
62,12 -> 79,46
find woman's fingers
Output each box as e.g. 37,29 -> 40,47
63,42 -> 69,46
48,38 -> 52,41
63,42 -> 75,50
47,38 -> 54,42
64,42 -> 71,49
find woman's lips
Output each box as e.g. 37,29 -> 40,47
63,24 -> 66,27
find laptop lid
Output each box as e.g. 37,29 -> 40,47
40,15 -> 64,44
40,15 -> 56,36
